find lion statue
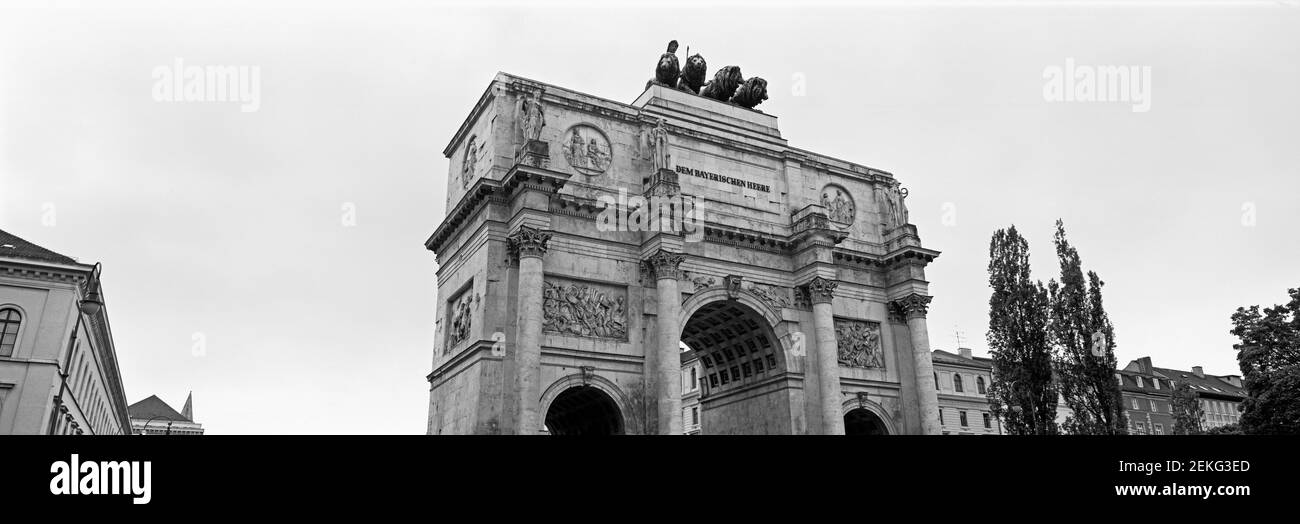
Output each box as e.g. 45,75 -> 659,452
676,53 -> 708,94
700,65 -> 744,102
729,77 -> 769,110
645,40 -> 680,91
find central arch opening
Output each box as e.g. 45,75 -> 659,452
544,386 -> 624,435
845,408 -> 889,435
681,300 -> 794,434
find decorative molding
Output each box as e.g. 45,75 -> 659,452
891,293 -> 933,320
724,275 -> 744,299
744,281 -> 791,310
507,225 -> 552,260
835,319 -> 884,369
805,277 -> 838,304
642,249 -> 685,281
542,278 -> 628,340
681,271 -> 716,292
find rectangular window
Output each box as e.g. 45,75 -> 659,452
690,368 -> 697,390
939,409 -> 944,425
982,413 -> 991,429
1155,424 -> 1164,435
1131,397 -> 1139,410
692,407 -> 699,426
959,411 -> 968,427
1136,421 -> 1147,434
1149,399 -> 1157,412
1153,378 -> 1161,390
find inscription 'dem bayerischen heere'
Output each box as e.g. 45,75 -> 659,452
676,165 -> 771,193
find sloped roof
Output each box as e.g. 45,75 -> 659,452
1153,367 -> 1245,399
127,395 -> 191,422
0,229 -> 79,265
932,349 -> 993,370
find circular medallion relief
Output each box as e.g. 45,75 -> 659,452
562,124 -> 612,176
821,185 -> 856,225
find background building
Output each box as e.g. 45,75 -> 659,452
1124,357 -> 1244,432
932,348 -> 1002,435
129,392 -> 204,435
681,348 -> 701,435
0,229 -> 131,435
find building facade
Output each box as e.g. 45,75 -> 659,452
424,45 -> 941,435
931,348 -> 1002,435
129,392 -> 205,435
0,229 -> 131,435
1123,357 -> 1244,433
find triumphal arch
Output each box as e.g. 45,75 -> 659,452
425,42 -> 942,435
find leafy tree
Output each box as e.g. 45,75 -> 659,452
1206,423 -> 1242,435
1170,381 -> 1204,435
1047,220 -> 1126,434
1231,287 -> 1300,435
986,225 -> 1058,435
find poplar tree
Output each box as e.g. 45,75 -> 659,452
1048,220 -> 1127,434
987,225 -> 1058,435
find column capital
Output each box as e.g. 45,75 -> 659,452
642,248 -> 685,280
803,276 -> 838,304
891,293 -> 933,320
508,225 -> 552,260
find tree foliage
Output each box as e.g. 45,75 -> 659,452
1230,287 -> 1300,435
986,225 -> 1058,435
1170,380 -> 1204,435
1048,221 -> 1126,434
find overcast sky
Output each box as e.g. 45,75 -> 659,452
1,1 -> 1296,434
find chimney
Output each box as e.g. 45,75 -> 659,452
1137,357 -> 1153,375
1192,366 -> 1204,378
958,347 -> 972,359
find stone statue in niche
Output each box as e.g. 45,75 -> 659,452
639,118 -> 672,172
447,291 -> 476,351
461,136 -> 478,189
835,319 -> 883,368
516,89 -> 546,143
646,40 -> 681,90
542,280 -> 628,340
822,186 -> 855,224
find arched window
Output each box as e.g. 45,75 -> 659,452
954,374 -> 964,393
0,308 -> 21,357
977,376 -> 987,395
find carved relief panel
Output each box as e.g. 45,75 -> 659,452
542,277 -> 628,340
821,184 -> 855,225
446,286 -> 479,354
835,318 -> 884,369
561,124 -> 613,176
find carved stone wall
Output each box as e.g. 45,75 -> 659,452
542,277 -> 628,340
835,318 -> 883,368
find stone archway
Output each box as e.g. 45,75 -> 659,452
844,408 -> 890,435
543,386 -> 624,435
680,296 -> 800,435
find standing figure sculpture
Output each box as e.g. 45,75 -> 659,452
516,89 -> 546,143
641,118 -> 672,172
877,180 -> 910,229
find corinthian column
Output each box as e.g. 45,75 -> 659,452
806,276 -> 845,435
894,293 -> 940,435
643,248 -> 684,435
508,225 -> 551,435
